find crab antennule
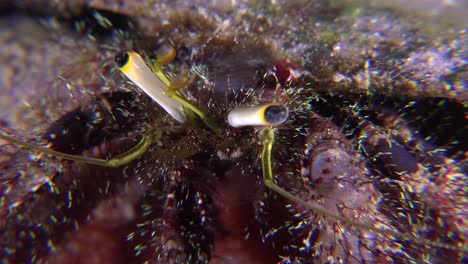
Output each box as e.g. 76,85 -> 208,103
115,51 -> 186,123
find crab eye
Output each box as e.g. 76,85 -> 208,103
115,51 -> 129,68
264,104 -> 289,125
227,103 -> 289,127
114,51 -> 186,123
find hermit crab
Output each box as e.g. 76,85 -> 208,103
0,3 -> 467,264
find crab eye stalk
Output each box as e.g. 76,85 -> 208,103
115,51 -> 186,123
227,103 -> 289,127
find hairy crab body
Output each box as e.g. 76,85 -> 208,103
1,73 -> 466,263
0,1 -> 467,264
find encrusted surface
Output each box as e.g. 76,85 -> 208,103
0,1 -> 466,263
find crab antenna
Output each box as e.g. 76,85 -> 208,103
258,126 -> 467,255
0,130 -> 157,168
227,103 -> 467,254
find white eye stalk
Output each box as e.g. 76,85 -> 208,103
115,51 -> 186,123
227,104 -> 289,127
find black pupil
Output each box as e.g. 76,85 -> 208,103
264,105 -> 288,125
115,52 -> 129,68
